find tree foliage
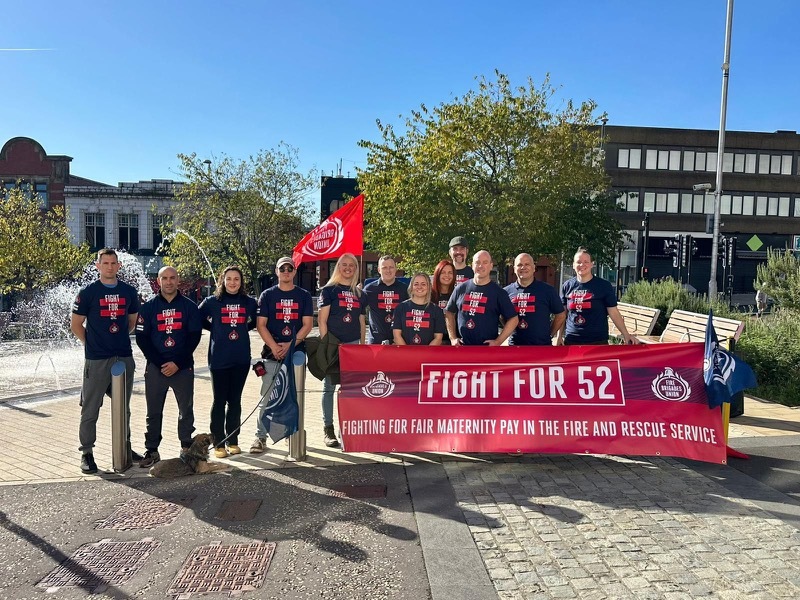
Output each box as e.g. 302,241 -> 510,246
755,248 -> 800,310
357,71 -> 625,274
172,144 -> 317,295
0,188 -> 91,295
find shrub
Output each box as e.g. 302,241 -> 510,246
621,279 -> 736,334
735,309 -> 800,407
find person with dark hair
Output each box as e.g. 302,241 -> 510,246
505,253 -> 565,346
446,250 -> 518,346
393,272 -> 445,345
362,255 -> 408,344
432,259 -> 456,345
557,247 -> 635,346
250,257 -> 313,453
70,248 -> 141,474
136,266 -> 203,467
198,266 -> 257,458
317,253 -> 365,447
448,236 -> 474,284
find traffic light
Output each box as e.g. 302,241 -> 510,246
727,236 -> 737,268
672,234 -> 683,269
720,236 -> 729,269
705,215 -> 714,234
681,234 -> 692,268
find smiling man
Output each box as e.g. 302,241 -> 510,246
504,253 -> 565,346
362,255 -> 409,344
448,236 -> 474,285
445,250 -> 518,346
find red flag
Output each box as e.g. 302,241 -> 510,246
292,194 -> 364,266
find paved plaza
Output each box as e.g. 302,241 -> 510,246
1,331 -> 799,598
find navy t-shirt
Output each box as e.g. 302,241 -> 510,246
257,285 -> 313,351
318,284 -> 365,343
446,280 -> 517,345
392,300 -> 446,345
362,279 -> 409,343
136,294 -> 202,368
504,280 -> 565,346
199,293 -> 257,369
433,290 -> 453,345
560,276 -> 617,344
72,280 -> 141,360
455,266 -> 474,286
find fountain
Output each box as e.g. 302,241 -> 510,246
0,251 -> 155,400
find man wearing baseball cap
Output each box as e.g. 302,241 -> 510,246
449,236 -> 474,285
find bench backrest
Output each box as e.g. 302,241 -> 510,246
659,309 -> 744,344
609,302 -> 661,337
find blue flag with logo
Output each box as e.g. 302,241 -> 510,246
259,337 -> 299,443
703,311 -> 757,409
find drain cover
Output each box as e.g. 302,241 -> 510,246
37,538 -> 160,594
96,497 -> 194,530
215,499 -> 263,522
328,484 -> 387,498
168,541 -> 276,599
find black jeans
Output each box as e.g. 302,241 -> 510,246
143,362 -> 195,451
209,364 -> 249,447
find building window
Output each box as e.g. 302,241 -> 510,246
732,195 -> 743,215
119,213 -> 139,250
620,191 -> 639,211
795,199 -> 800,217
617,148 -> 641,169
152,213 -> 168,250
35,182 -> 47,207
85,212 -> 106,249
721,195 -> 731,215
683,151 -> 694,170
743,195 -> 754,215
779,197 -> 790,217
755,196 -> 768,216
781,155 -> 792,175
681,193 -> 693,214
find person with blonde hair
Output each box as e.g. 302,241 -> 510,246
392,272 -> 445,345
317,253 -> 365,447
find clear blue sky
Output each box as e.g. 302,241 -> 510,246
2,1 -> 797,191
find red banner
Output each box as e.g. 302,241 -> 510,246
292,194 -> 364,266
338,344 -> 726,464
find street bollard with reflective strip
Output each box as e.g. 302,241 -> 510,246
110,361 -> 131,473
288,352 -> 307,461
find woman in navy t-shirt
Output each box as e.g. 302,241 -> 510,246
317,253 -> 365,448
199,266 -> 257,456
393,272 -> 445,345
431,260 -> 455,345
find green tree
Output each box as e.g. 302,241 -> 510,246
0,188 -> 90,295
172,144 -> 317,295
357,71 -> 625,275
755,248 -> 800,310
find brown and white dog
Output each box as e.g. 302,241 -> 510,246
149,433 -> 231,478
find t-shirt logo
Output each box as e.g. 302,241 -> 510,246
100,294 -> 126,320
466,319 -> 476,329
567,290 -> 593,312
222,304 -> 245,327
513,293 -> 535,317
165,336 -> 175,347
109,322 -> 119,334
276,299 -> 300,323
378,291 -> 400,314
228,330 -> 239,341
157,309 -> 183,335
338,291 -> 356,311
406,308 -> 430,332
413,334 -> 422,345
461,292 -> 487,316
519,320 -> 528,329
282,326 -> 292,337
343,313 -> 352,323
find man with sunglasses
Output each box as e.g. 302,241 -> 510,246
251,256 -> 313,453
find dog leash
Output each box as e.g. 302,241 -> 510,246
214,359 -> 282,448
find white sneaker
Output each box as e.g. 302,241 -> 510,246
249,438 -> 267,454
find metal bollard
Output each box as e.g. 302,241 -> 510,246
288,352 -> 307,461
110,361 -> 131,473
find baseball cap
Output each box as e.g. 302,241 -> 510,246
276,256 -> 294,268
449,236 -> 468,248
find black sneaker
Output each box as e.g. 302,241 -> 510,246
130,449 -> 143,462
139,450 -> 160,468
80,453 -> 98,474
323,425 -> 340,448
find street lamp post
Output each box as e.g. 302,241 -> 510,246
708,0 -> 735,299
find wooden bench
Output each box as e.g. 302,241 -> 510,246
609,302 -> 661,339
639,309 -> 744,347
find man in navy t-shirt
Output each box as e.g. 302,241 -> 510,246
362,255 -> 409,344
449,236 -> 475,285
446,250 -> 518,345
135,266 -> 202,466
71,248 -> 141,474
504,253 -> 565,346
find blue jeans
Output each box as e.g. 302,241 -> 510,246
255,351 -> 305,439
322,340 -> 359,427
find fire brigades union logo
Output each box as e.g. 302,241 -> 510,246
362,371 -> 395,399
300,217 -> 345,258
651,367 -> 691,401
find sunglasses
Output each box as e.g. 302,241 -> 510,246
279,265 -> 295,273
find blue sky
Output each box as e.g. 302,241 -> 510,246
2,1 -> 797,194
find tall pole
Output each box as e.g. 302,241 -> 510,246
708,0 -> 734,298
